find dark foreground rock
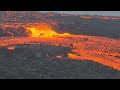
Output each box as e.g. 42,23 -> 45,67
0,45 -> 120,79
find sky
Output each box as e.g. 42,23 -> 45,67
39,11 -> 120,16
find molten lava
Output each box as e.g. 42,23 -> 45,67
27,27 -> 58,37
1,11 -> 120,71
0,22 -> 120,71
27,24 -> 71,38
27,24 -> 59,37
7,46 -> 15,51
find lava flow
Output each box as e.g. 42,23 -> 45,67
0,23 -> 120,71
27,23 -> 71,37
27,23 -> 58,37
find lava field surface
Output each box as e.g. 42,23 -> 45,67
0,11 -> 120,79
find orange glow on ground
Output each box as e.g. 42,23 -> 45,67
1,12 -> 120,71
7,46 -> 15,51
56,55 -> 63,59
0,35 -> 120,70
0,22 -> 120,71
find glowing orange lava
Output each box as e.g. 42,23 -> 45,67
56,55 -> 63,59
26,24 -> 71,38
0,23 -> 120,71
27,24 -> 58,37
7,46 -> 15,51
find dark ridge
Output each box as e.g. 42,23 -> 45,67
115,56 -> 120,59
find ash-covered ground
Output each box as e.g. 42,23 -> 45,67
0,11 -> 120,79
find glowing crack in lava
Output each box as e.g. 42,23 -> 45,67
0,23 -> 120,71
